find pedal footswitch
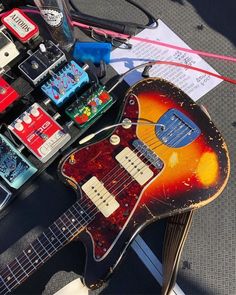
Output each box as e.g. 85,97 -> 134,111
8,103 -> 71,163
0,134 -> 37,189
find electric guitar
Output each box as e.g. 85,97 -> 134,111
0,78 -> 230,294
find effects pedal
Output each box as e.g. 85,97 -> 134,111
0,134 -> 37,189
0,27 -> 19,69
18,40 -> 66,85
0,77 -> 20,113
1,8 -> 39,43
8,103 -> 71,163
41,60 -> 89,107
66,85 -> 113,127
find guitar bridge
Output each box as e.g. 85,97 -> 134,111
156,109 -> 201,148
132,140 -> 164,170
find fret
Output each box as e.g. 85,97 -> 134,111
27,244 -> 44,268
0,205 -> 86,294
37,237 -> 51,257
42,232 -> 57,251
67,208 -> 81,228
70,204 -> 88,225
7,264 -> 20,285
1,267 -> 15,293
75,201 -> 94,224
75,202 -> 90,220
59,216 -> 74,236
62,213 -> 78,232
0,275 -> 11,293
48,227 -> 63,247
15,257 -> 29,278
23,250 -> 36,270
53,222 -> 70,241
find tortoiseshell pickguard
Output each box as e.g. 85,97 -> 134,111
59,78 -> 230,288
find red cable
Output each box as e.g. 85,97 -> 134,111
152,61 -> 236,85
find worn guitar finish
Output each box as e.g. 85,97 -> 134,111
0,78 -> 230,294
59,78 -> 230,288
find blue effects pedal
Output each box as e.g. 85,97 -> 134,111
0,135 -> 37,189
41,61 -> 89,107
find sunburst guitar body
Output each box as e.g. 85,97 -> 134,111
58,78 -> 230,289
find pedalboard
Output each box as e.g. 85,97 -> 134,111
18,40 -> 66,85
0,77 -> 20,112
1,8 -> 39,43
0,10 -> 118,210
8,103 -> 71,163
66,85 -> 113,127
0,26 -> 19,69
0,134 -> 37,189
41,61 -> 89,107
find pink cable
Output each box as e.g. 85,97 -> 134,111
0,9 -> 236,84
1,9 -> 236,63
72,21 -> 236,63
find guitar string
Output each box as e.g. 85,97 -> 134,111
87,124 -> 188,207
0,124 -> 193,293
87,116 -> 179,193
63,99 -> 182,206
0,123 -> 194,289
103,119 -> 184,192
2,97 -> 213,291
73,118 -> 187,209
65,124 -> 190,234
0,117 -> 203,293
0,130 -> 205,295
62,116 -> 180,209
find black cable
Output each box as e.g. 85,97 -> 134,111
125,0 -> 158,29
2,0 -> 158,35
69,0 -> 158,35
108,61 -> 156,93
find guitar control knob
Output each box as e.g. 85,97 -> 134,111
122,118 -> 132,129
110,135 -> 120,145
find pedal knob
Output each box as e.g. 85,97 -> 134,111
23,115 -> 32,124
122,118 -> 132,129
31,107 -> 40,117
15,122 -> 24,131
0,87 -> 6,94
110,135 -> 120,145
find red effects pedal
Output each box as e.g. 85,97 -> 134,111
0,77 -> 20,113
8,103 -> 71,163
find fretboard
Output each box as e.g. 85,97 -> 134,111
0,201 -> 94,295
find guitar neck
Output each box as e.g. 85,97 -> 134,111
0,201 -> 92,294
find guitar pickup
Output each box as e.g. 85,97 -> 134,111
81,176 -> 119,218
115,147 -> 154,186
